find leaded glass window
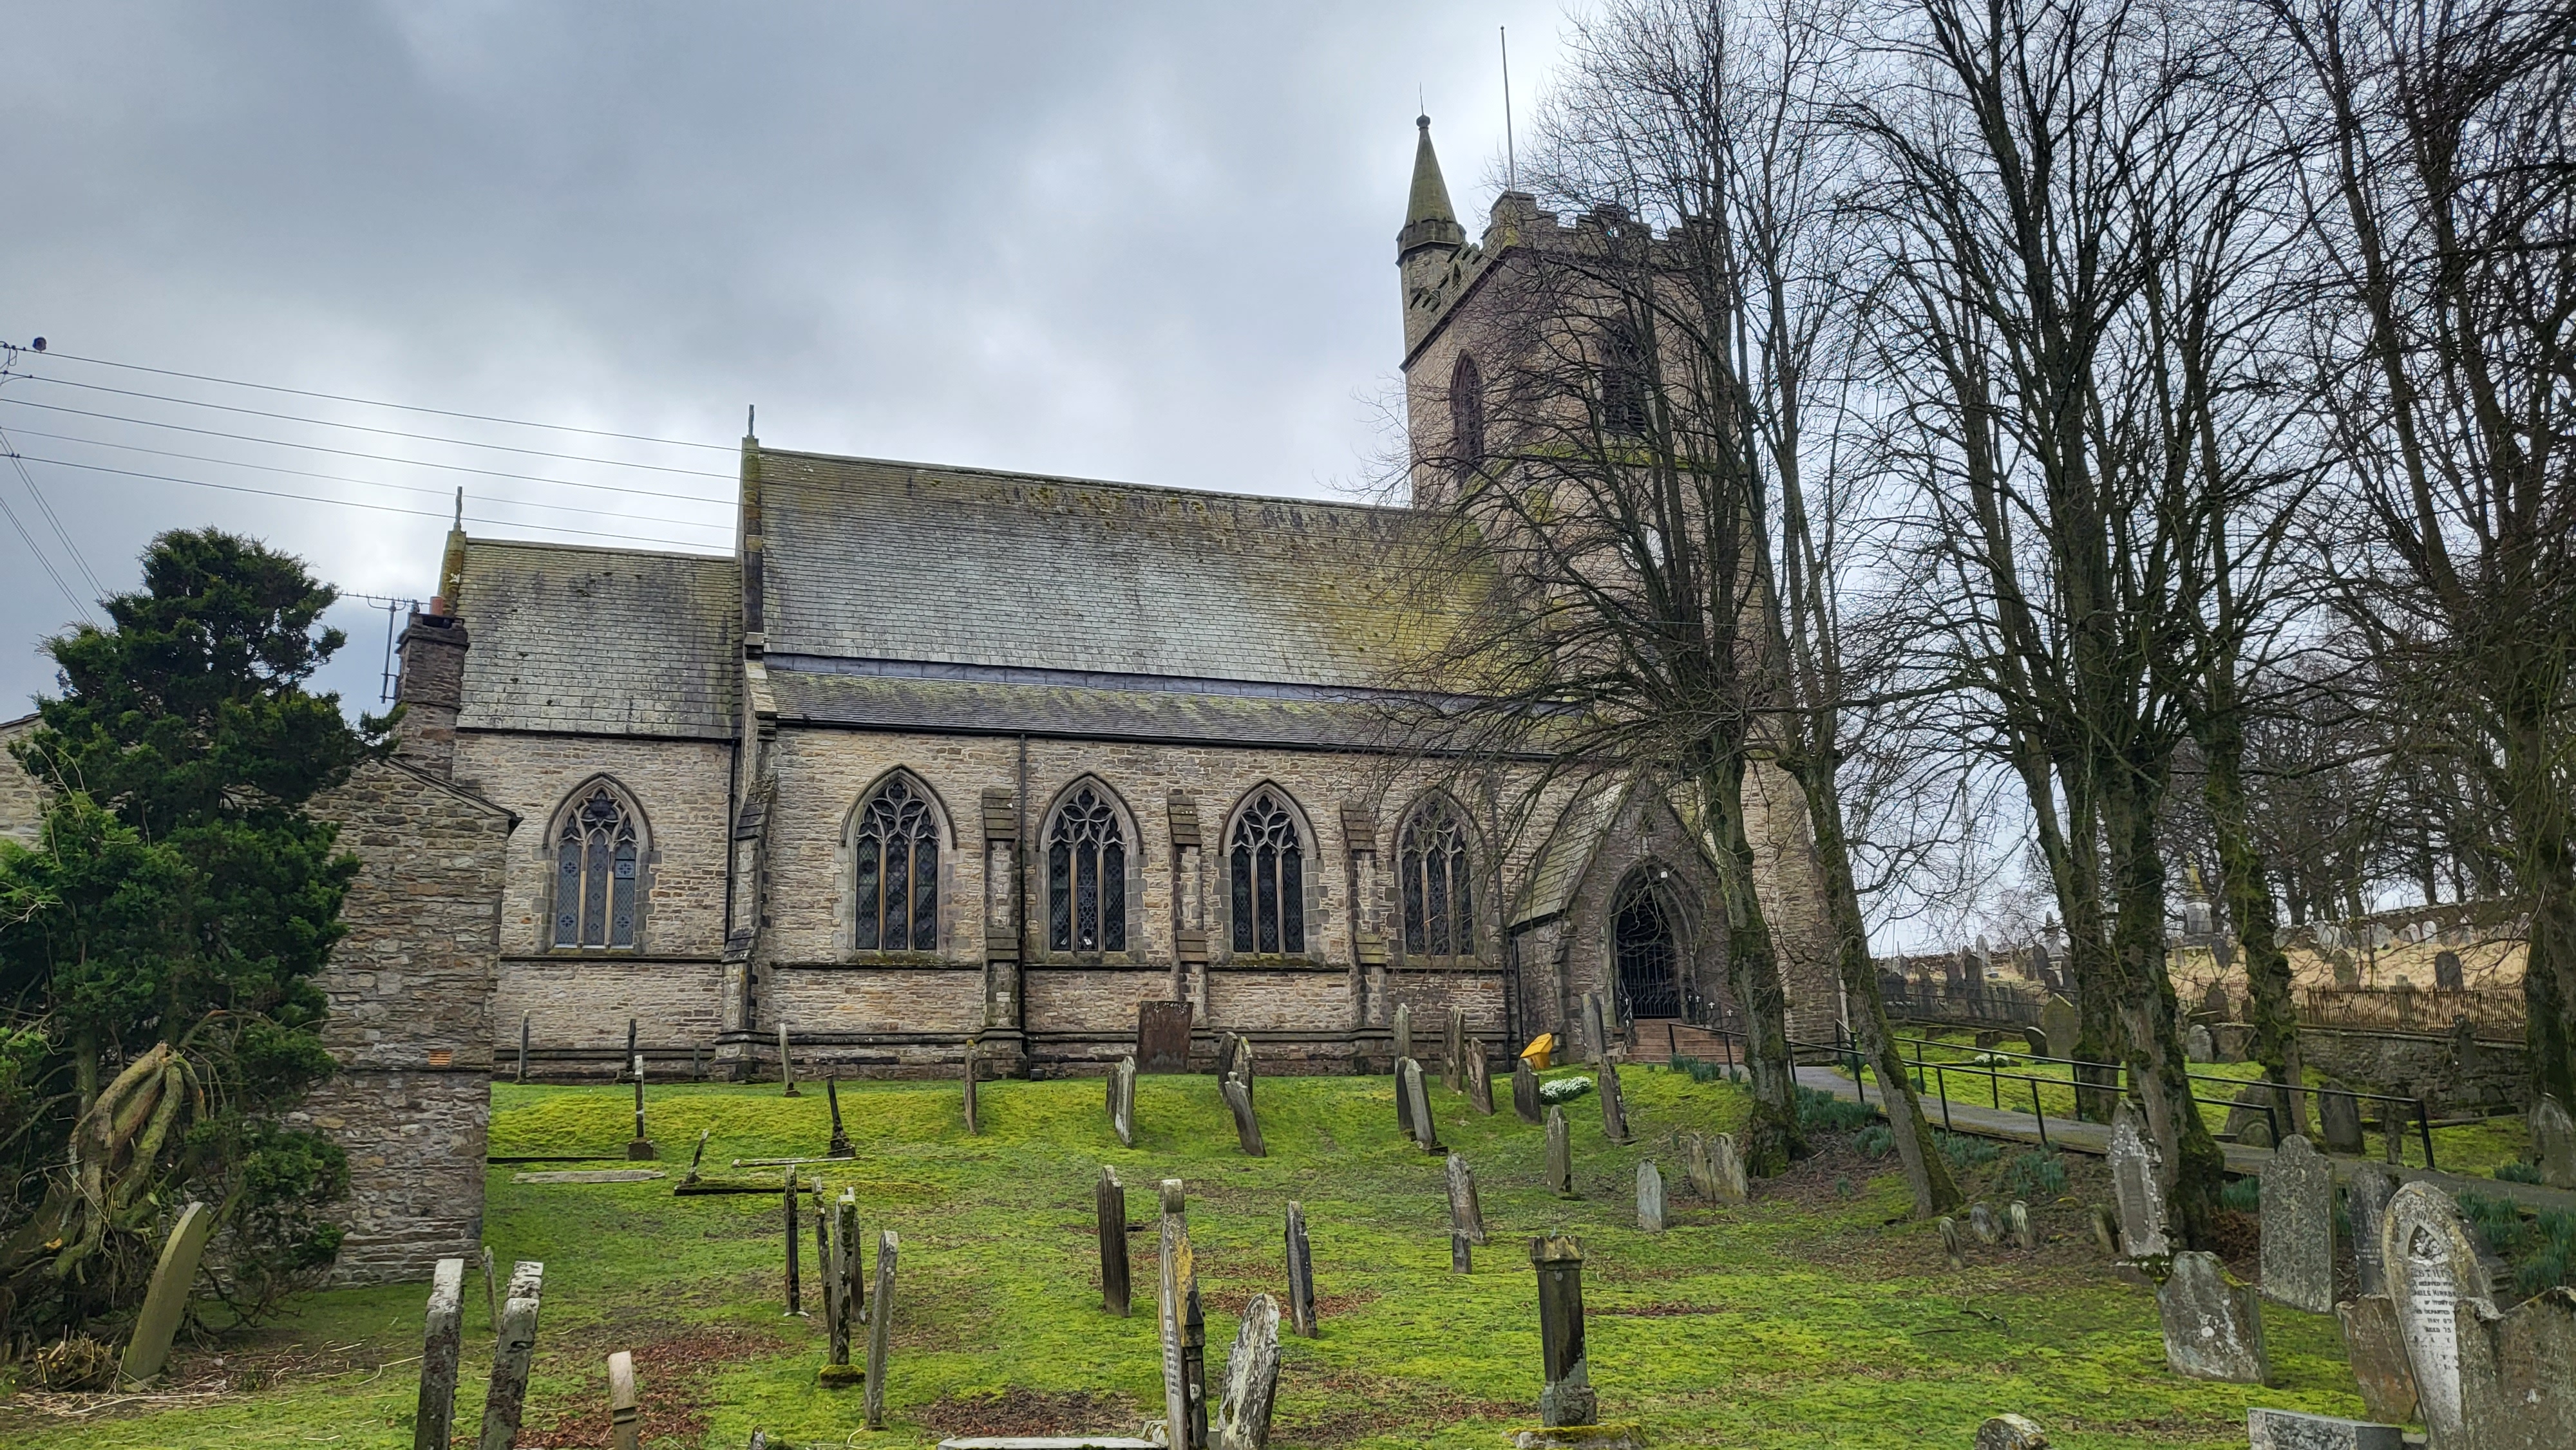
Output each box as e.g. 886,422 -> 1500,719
1228,789 -> 1305,955
852,775 -> 940,952
551,784 -> 640,949
1400,802 -> 1475,956
1048,784 -> 1127,953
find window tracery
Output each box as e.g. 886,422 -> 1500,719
1400,802 -> 1475,956
1048,784 -> 1127,953
852,774 -> 940,952
551,783 -> 641,949
1228,789 -> 1306,954
1449,352 -> 1486,478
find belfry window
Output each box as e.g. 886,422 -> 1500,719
551,784 -> 641,949
1449,352 -> 1486,478
853,775 -> 940,952
1229,789 -> 1306,954
1048,784 -> 1127,953
1400,802 -> 1475,956
1602,319 -> 1650,437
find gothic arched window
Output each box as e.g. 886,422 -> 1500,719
1602,318 -> 1649,437
852,774 -> 940,952
1229,789 -> 1306,954
1400,801 -> 1475,956
1449,352 -> 1486,478
551,782 -> 642,949
1048,783 -> 1127,953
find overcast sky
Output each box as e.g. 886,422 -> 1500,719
0,1 -> 1564,717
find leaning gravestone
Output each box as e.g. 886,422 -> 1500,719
1156,1180 -> 1197,1447
2245,1409 -> 2401,1450
2382,1180 -> 2492,1444
1446,1153 -> 1486,1245
1138,1000 -> 1193,1074
1108,1055 -> 1137,1148
1710,1132 -> 1748,1203
1401,1058 -> 1440,1153
2452,1286 -> 2576,1449
961,1038 -> 980,1135
1597,1059 -> 1632,1144
1466,1042 -> 1495,1115
1939,1216 -> 1966,1270
1636,1161 -> 1666,1232
2320,1089 -> 2366,1156
1283,1203 -> 1317,1337
2347,1164 -> 2397,1297
119,1200 -> 216,1387
480,1261 -> 546,1450
1224,1074 -> 1266,1157
1392,1003 -> 1414,1068
864,1230 -> 898,1430
2260,1136 -> 2336,1313
2532,1094 -> 2576,1190
2039,994 -> 2081,1061
1211,1292 -> 1283,1450
2158,1250 -> 2269,1384
1444,1007 -> 1468,1093
2108,1104 -> 2170,1257
1583,992 -> 1612,1065
1512,1057 -> 1543,1125
1394,1057 -> 1418,1138
1545,1106 -> 1575,1196
2337,1295 -> 2419,1427
1681,1133 -> 1717,1201
1097,1167 -> 1131,1318
413,1257 -> 466,1450
1969,1203 -> 2000,1245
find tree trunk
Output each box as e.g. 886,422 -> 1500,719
2200,702 -> 2309,1140
1698,756 -> 1806,1174
2503,711 -> 2576,1109
2104,769 -> 2226,1246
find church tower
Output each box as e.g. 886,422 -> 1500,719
1396,115 -> 1466,355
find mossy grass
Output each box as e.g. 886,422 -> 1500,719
3,1065 -> 2377,1447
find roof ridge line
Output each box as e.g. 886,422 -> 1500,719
758,447 -> 1414,518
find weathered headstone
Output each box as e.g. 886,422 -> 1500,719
2382,1181 -> 2494,1443
1466,1042 -> 1495,1115
2345,1161 -> 2395,1286
517,1010 -> 530,1083
826,1075 -> 853,1158
782,1168 -> 802,1314
1157,1180 -> 1198,1448
1097,1167 -> 1131,1317
478,1261 -> 545,1450
1444,1007 -> 1468,1093
2532,1094 -> 2576,1190
1183,1281 -> 1210,1450
2433,950 -> 2464,991
2185,1024 -> 2216,1063
1681,1133 -> 1716,1200
1139,999 -> 1194,1074
1939,1216 -> 1965,1269
963,1037 -> 980,1135
1211,1292 -> 1282,1450
2200,981 -> 2232,1021
1284,1202 -> 1317,1337
1215,1030 -> 1241,1082
413,1257 -> 466,1450
1453,1227 -> 1474,1274
1392,1002 -> 1414,1068
1394,1055 -> 1417,1136
1447,1152 -> 1487,1245
1401,1057 -> 1439,1153
1231,1035 -> 1255,1104
2088,1205 -> 2119,1255
2108,1103 -> 2170,1257
2157,1250 -> 2269,1384
2333,950 -> 2361,989
864,1230 -> 898,1431
1597,1059 -> 1631,1145
2320,1089 -> 2366,1156
1582,992 -> 1611,1065
1636,1161 -> 1666,1232
2227,1082 -> 2283,1149
819,1190 -> 864,1386
1110,1055 -> 1137,1148
1530,1234 -> 1595,1427
1545,1106 -> 1575,1196
2008,1200 -> 2035,1251
1710,1132 -> 1748,1203
2260,1136 -> 2336,1313
680,1127 -> 710,1188
1969,1202 -> 2000,1245
1224,1074 -> 1266,1157
2245,1408 -> 2401,1450
779,1021 -> 798,1097
2385,1097 -> 2411,1165
118,1201 -> 215,1386
2039,994 -> 2080,1061
606,1350 -> 641,1450
1513,1057 -> 1542,1125
480,1245 -> 497,1330
2453,1286 -> 2576,1449
2337,1295 -> 2419,1427
1973,1414 -> 2050,1450
2021,1026 -> 2052,1059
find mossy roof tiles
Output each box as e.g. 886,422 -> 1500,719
455,539 -> 740,737
757,451 -> 1483,690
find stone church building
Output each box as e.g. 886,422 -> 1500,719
1,118 -> 1834,1283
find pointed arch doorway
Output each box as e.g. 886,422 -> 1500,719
1612,873 -> 1683,1021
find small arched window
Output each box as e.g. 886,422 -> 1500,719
551,783 -> 641,949
1229,789 -> 1306,954
1048,783 -> 1127,953
1449,352 -> 1486,478
1401,801 -> 1475,956
853,775 -> 940,952
1602,319 -> 1649,437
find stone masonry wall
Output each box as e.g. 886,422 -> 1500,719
0,715 -> 43,846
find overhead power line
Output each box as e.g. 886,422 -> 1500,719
8,452 -> 730,552
12,375 -> 736,479
30,346 -> 737,451
0,422 -> 108,598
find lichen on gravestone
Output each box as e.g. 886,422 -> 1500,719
2156,1251 -> 2268,1384
2259,1136 -> 2335,1314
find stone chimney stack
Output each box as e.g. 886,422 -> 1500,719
393,604 -> 468,781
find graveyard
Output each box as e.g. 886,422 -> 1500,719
11,1051 -> 2514,1450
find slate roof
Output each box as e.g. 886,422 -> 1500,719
456,539 -> 740,737
768,669 -> 1431,753
757,451 -> 1484,690
1510,777 -> 1627,929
